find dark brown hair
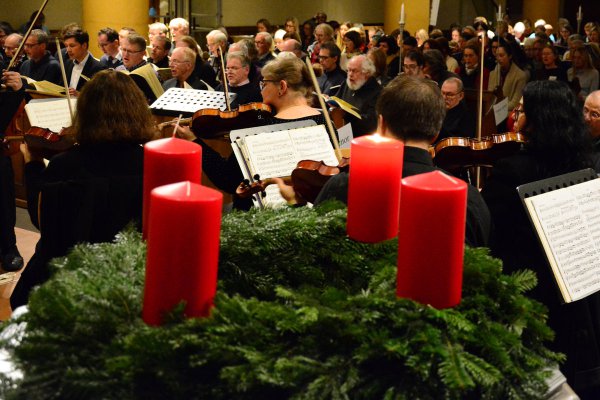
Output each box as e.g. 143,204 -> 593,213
74,70 -> 157,145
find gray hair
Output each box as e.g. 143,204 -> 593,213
207,29 -> 227,45
227,51 -> 249,67
169,18 -> 189,32
442,77 -> 464,92
354,54 -> 376,76
256,31 -> 273,45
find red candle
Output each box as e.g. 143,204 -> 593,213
143,181 -> 223,326
396,171 -> 467,308
143,137 -> 202,239
346,134 -> 404,243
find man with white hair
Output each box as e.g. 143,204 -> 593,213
206,29 -> 228,80
334,54 -> 382,136
148,22 -> 168,42
254,32 -> 275,68
169,18 -> 189,44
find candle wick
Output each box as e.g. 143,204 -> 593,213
186,181 -> 191,196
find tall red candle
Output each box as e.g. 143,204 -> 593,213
396,171 -> 467,309
143,181 -> 223,326
347,134 -> 404,243
143,137 -> 202,238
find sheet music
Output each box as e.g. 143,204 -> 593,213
150,88 -> 236,115
526,178 -> 600,301
289,125 -> 339,165
243,131 -> 297,178
24,98 -> 76,132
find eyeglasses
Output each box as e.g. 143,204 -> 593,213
259,79 -> 278,90
24,42 -> 40,48
442,91 -> 462,98
225,66 -> 242,71
3,46 -> 17,51
169,59 -> 190,65
318,55 -> 331,60
120,48 -> 144,54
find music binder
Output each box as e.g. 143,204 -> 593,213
230,121 -> 337,208
150,87 -> 236,117
517,168 -> 600,303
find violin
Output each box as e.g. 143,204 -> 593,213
190,102 -> 272,139
23,126 -> 76,159
430,132 -> 525,173
235,158 -> 350,204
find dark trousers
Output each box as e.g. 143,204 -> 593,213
0,154 -> 16,254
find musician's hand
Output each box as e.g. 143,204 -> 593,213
68,88 -> 79,97
2,71 -> 23,91
174,125 -> 196,141
20,143 -> 42,164
272,177 -> 305,206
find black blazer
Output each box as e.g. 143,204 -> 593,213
65,54 -> 106,91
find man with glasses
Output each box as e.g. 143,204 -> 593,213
316,41 -> 345,96
2,33 -> 22,61
206,30 -> 228,80
162,47 -> 206,90
215,52 -> 261,108
64,29 -> 104,96
117,34 -> 148,72
403,50 -> 425,78
19,29 -> 62,85
254,32 -> 275,68
437,77 -> 475,142
97,27 -> 122,69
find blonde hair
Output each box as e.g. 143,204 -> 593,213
261,56 -> 312,97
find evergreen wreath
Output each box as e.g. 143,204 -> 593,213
0,202 -> 562,399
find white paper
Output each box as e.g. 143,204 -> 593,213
24,98 -> 76,132
526,179 -> 600,301
493,97 -> 508,125
337,123 -> 354,149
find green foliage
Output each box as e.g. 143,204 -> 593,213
0,203 -> 562,399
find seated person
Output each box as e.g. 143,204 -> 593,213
334,55 -> 383,137
277,75 -> 491,247
437,77 -> 475,141
316,41 -> 346,95
215,52 -> 262,108
162,47 -> 207,90
10,70 -> 157,308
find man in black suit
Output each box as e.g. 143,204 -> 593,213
64,29 -> 105,96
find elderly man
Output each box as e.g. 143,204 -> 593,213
334,54 -> 382,137
308,23 -> 334,63
64,29 -> 104,96
117,34 -> 147,72
254,32 -> 275,68
19,29 -> 62,85
97,27 -> 122,68
163,47 -> 207,90
149,36 -> 170,68
216,52 -> 262,107
437,77 -> 475,142
169,18 -> 189,45
206,29 -> 228,79
585,91 -> 600,151
148,22 -> 168,42
278,39 -> 305,59
3,33 -> 22,60
316,41 -> 346,95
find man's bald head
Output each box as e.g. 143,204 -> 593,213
584,90 -> 600,139
279,39 -> 302,57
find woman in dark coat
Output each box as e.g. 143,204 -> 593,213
482,80 -> 600,399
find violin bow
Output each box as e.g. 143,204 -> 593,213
304,58 -> 342,161
7,0 -> 49,71
55,38 -> 74,123
217,46 -> 231,111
